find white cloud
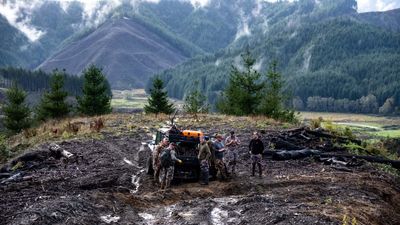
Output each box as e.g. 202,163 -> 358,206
0,0 -> 45,42
357,0 -> 400,12
235,10 -> 251,41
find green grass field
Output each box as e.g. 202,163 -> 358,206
300,112 -> 400,138
111,89 -> 147,109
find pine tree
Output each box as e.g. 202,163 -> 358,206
144,77 -> 174,115
183,81 -> 209,115
259,61 -> 296,122
2,84 -> 31,134
36,70 -> 70,121
217,51 -> 264,115
77,65 -> 112,116
259,61 -> 284,116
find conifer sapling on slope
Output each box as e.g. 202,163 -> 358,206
2,84 -> 31,134
183,81 -> 209,115
77,65 -> 112,116
144,77 -> 174,115
36,70 -> 70,121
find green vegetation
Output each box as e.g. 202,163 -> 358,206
144,77 -> 174,115
154,0 -> 400,114
36,70 -> 70,121
2,84 -> 31,134
217,52 -> 296,122
77,65 -> 112,116
0,67 -> 83,96
183,81 -> 209,115
217,51 -> 265,116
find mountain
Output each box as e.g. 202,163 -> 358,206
155,0 -> 400,108
0,1 -> 86,68
0,15 -> 32,67
357,8 -> 400,32
38,17 -> 201,89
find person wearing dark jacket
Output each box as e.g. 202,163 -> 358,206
249,132 -> 264,177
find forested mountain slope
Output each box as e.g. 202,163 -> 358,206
155,0 -> 400,111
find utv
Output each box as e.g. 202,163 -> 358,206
146,127 -> 216,180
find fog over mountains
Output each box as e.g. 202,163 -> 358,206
0,0 -> 399,105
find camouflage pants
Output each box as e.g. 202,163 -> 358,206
215,159 -> 227,180
224,149 -> 238,175
159,166 -> 174,189
152,152 -> 160,182
200,160 -> 209,184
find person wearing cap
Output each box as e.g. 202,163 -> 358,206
213,134 -> 228,180
152,137 -> 169,183
159,142 -> 183,189
225,131 -> 241,176
198,136 -> 211,185
249,131 -> 264,177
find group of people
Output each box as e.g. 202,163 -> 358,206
152,130 -> 265,189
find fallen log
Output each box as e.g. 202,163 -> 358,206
320,153 -> 400,170
264,150 -> 400,170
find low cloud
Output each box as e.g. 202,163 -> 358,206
357,0 -> 400,12
0,0 -> 45,42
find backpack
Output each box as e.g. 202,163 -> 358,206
160,148 -> 172,168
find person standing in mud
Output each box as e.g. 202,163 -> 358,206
213,134 -> 228,180
249,132 -> 264,177
152,137 -> 169,183
159,143 -> 182,189
198,136 -> 211,185
225,131 -> 241,176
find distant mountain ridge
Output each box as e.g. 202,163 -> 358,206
38,17 -> 196,89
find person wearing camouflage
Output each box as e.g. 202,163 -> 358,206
152,138 -> 169,182
249,132 -> 264,177
225,131 -> 241,176
159,143 -> 182,189
198,136 -> 211,185
213,134 -> 228,180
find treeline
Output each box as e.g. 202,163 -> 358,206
293,95 -> 399,115
1,65 -> 112,135
0,67 -> 83,96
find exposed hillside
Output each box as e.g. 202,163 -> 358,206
155,0 -> 400,109
38,17 -> 200,89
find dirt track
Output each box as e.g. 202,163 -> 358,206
1,130 -> 400,225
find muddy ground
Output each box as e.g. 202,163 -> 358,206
1,126 -> 400,225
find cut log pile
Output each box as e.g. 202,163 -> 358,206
261,127 -> 400,170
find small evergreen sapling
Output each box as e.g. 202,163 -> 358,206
36,70 -> 70,121
144,77 -> 174,115
2,84 -> 31,134
77,65 -> 112,116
